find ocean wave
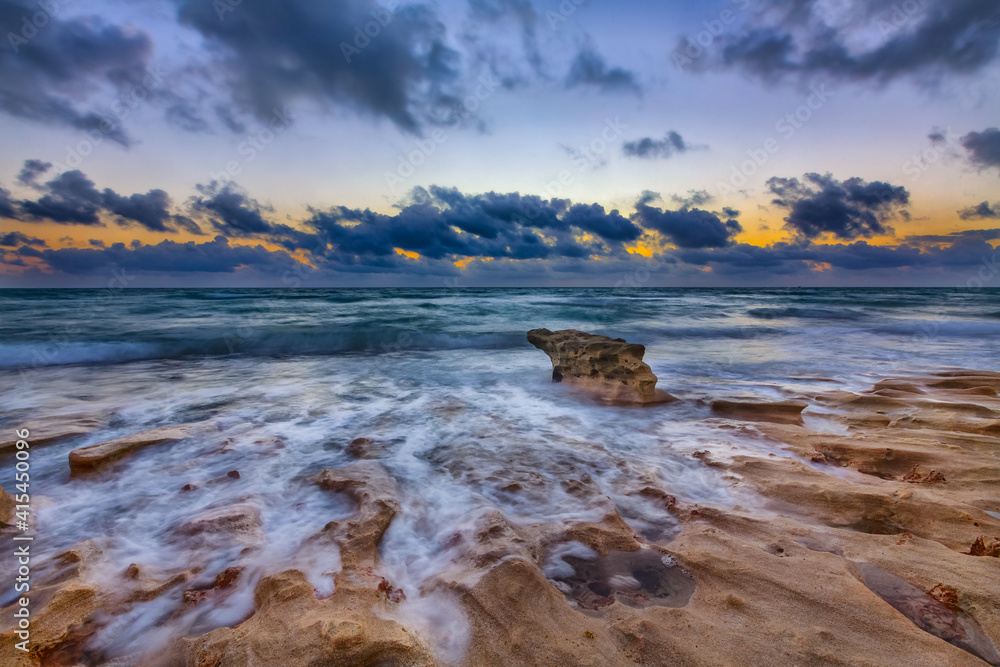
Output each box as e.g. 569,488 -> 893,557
0,328 -> 531,368
872,321 -> 1000,337
747,307 -> 866,320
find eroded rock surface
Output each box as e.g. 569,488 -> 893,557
68,422 -> 219,474
710,399 -> 808,424
164,570 -> 435,667
13,369 -> 1000,667
527,328 -> 674,404
310,461 -> 401,570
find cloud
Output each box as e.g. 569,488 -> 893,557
768,173 -> 909,240
561,203 -> 643,241
631,199 -> 742,249
0,1 -> 153,144
958,201 -> 1000,220
960,127 -> 1000,172
172,0 -> 464,134
102,188 -> 200,234
190,182 -> 279,237
673,234 -> 998,278
623,131 -> 701,159
0,230 -> 46,247
565,46 -> 641,95
671,190 -> 714,208
16,159 -> 51,187
17,165 -> 204,233
712,0 -> 1000,84
300,186 -> 611,262
20,170 -> 103,225
0,185 -> 16,219
19,235 -> 299,275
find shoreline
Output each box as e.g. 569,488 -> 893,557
1,363 -> 998,665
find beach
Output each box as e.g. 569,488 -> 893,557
1,287 -> 999,665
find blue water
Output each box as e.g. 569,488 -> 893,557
1,287 -> 999,661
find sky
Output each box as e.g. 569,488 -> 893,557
0,0 -> 998,287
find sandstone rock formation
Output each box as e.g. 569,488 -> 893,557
527,328 -> 674,404
166,569 -> 435,667
710,399 -> 808,424
310,461 -> 401,570
68,422 -> 219,474
10,369 -> 1000,666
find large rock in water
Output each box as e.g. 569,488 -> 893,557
527,329 -> 674,404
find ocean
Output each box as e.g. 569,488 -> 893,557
2,287 -> 1000,660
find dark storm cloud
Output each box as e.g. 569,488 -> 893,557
674,238 -> 983,275
768,173 -> 909,240
190,182 -> 279,237
0,185 -> 16,219
0,230 -> 45,247
21,235 -> 299,275
958,201 -> 1000,220
960,127 -> 1000,171
565,46 -> 641,95
102,188 -> 177,233
290,186 -> 646,263
714,0 -> 1000,83
623,132 -> 700,159
904,228 -> 1000,244
0,0 -> 153,144
21,170 -> 103,225
631,199 -> 742,249
561,203 -> 642,242
17,165 -> 203,233
172,0 -> 463,134
16,159 -> 51,187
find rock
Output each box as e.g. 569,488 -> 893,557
310,461 -> 401,570
346,437 -> 378,459
969,537 -> 1000,558
902,465 -> 947,484
546,545 -> 695,612
0,541 -> 106,666
165,569 -> 435,667
120,563 -> 192,604
459,558 -> 625,666
710,399 -> 808,424
526,328 -> 674,404
68,422 -> 218,474
856,562 -> 1000,664
183,566 -> 244,605
928,584 -> 961,610
0,485 -> 15,526
177,503 -> 263,545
